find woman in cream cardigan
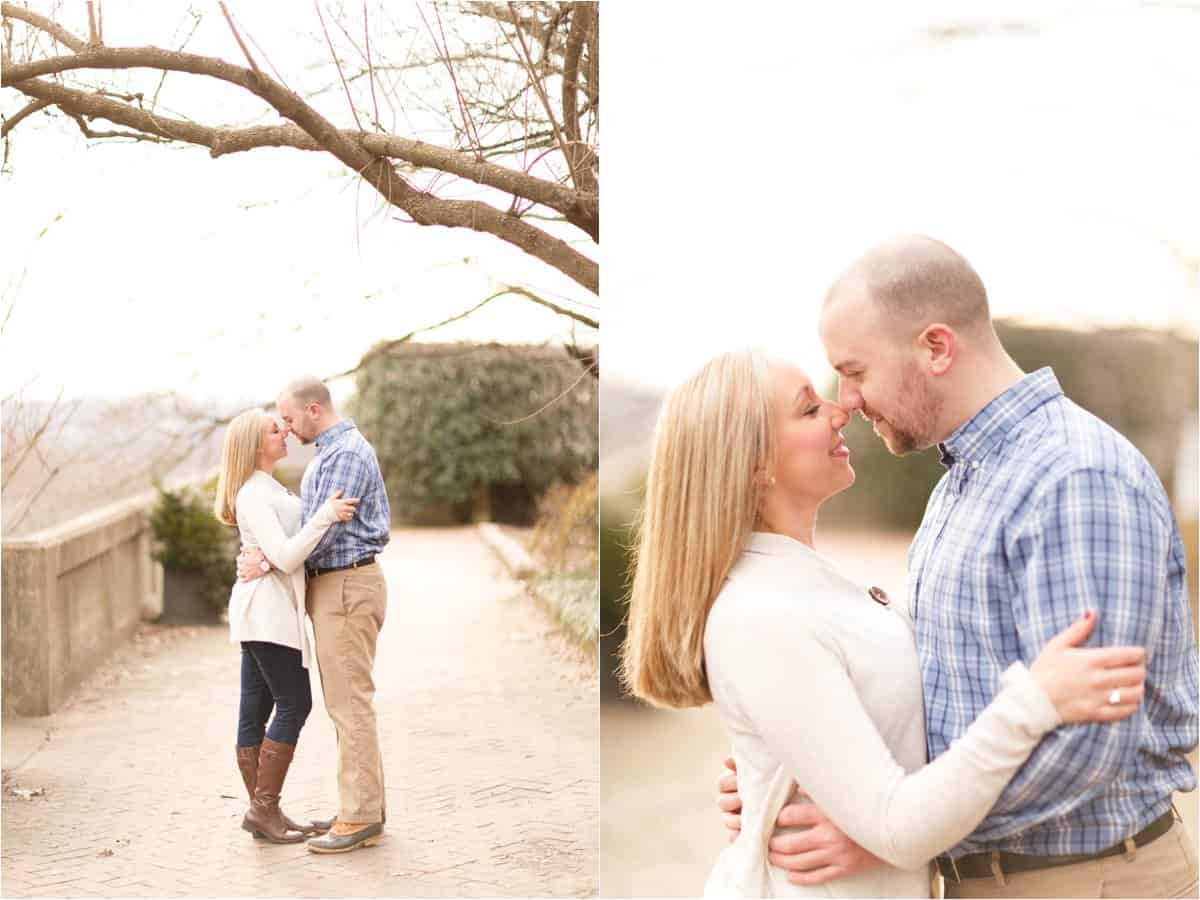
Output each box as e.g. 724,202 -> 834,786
214,410 -> 358,844
619,350 -> 1148,898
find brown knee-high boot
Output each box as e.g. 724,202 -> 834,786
241,738 -> 306,844
236,745 -> 331,837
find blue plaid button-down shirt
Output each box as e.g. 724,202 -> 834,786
300,419 -> 390,569
910,367 -> 1197,858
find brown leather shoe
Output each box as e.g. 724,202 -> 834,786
306,821 -> 384,854
241,738 -> 305,844
235,744 -> 330,836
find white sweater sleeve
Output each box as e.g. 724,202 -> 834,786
237,491 -> 339,575
723,605 -> 1061,871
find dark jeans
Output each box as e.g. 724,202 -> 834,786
237,641 -> 312,747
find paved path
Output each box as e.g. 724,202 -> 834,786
2,527 -> 598,898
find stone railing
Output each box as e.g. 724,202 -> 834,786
2,474 -> 212,717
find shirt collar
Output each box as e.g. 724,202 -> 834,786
315,419 -> 356,451
939,367 -> 1062,469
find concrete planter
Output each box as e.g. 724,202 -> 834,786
159,569 -> 220,624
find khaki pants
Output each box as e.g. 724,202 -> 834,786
307,564 -> 387,824
942,822 -> 1198,899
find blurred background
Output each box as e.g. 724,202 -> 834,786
600,1 -> 1199,895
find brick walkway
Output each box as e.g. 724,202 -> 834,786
1,527 -> 598,898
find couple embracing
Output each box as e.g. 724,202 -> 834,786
622,236 -> 1198,897
213,376 -> 389,854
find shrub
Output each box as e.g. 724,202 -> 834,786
527,474 -> 599,646
350,342 -> 598,522
149,480 -> 236,613
530,473 -> 598,570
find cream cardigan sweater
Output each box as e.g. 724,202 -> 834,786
227,471 -> 338,669
702,532 -> 1062,898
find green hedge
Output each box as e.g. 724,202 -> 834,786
350,342 -> 598,521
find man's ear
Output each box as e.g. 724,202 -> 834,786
917,323 -> 956,376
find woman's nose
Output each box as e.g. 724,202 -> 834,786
828,403 -> 851,429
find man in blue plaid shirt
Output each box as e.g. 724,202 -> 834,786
240,376 -> 391,855
719,236 -> 1197,896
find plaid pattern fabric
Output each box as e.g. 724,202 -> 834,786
910,367 -> 1198,859
300,420 -> 391,569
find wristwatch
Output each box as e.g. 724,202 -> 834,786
259,560 -> 270,574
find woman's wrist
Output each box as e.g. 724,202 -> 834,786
1000,660 -> 1063,731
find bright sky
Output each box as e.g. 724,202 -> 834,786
0,3 -> 597,403
604,1 -> 1200,392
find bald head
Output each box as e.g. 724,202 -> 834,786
825,235 -> 992,339
280,375 -> 333,412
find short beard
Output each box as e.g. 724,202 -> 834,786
870,362 -> 942,456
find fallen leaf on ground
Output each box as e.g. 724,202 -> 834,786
4,786 -> 46,800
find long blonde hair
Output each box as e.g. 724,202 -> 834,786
619,349 -> 776,709
214,410 -> 270,526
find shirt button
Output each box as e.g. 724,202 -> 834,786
971,461 -> 980,470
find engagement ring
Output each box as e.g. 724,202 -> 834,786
1108,689 -> 1121,705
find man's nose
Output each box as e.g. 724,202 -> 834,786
837,381 -> 862,410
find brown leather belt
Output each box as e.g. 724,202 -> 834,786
935,810 -> 1176,882
305,555 -> 376,579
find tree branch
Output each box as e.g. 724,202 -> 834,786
67,110 -> 169,143
484,358 -> 597,426
2,2 -> 87,53
560,3 -> 596,193
217,1 -> 261,74
314,0 -> 364,131
11,74 -> 597,239
1,97 -> 50,137
502,1 -> 579,190
85,1 -> 100,47
490,283 -> 597,329
4,46 -> 597,292
331,283 -> 596,380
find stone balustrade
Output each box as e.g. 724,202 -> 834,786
1,475 -> 216,717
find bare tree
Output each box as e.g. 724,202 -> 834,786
1,2 -> 599,299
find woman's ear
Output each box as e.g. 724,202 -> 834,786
918,323 -> 956,376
